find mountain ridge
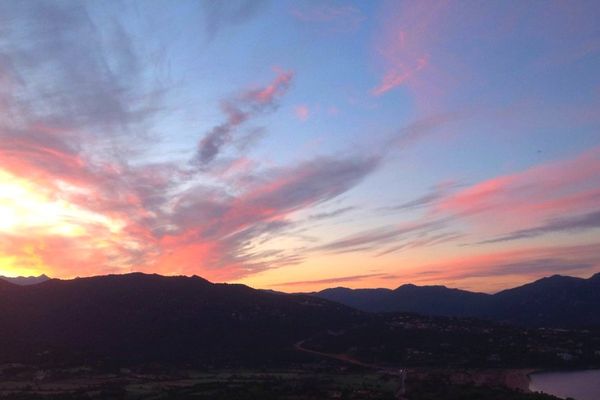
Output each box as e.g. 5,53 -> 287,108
312,272 -> 600,327
0,274 -> 50,286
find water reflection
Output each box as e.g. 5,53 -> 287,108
529,370 -> 600,400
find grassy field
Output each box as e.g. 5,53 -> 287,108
0,365 -> 564,400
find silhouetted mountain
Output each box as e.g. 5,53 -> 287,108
1,271 -> 599,379
0,274 -> 50,285
0,273 -> 361,366
313,273 -> 600,328
316,284 -> 490,316
490,274 -> 600,327
315,287 -> 392,311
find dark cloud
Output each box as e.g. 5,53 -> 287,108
308,206 -> 356,221
385,181 -> 462,211
196,70 -> 293,166
241,156 -> 378,214
202,0 -> 269,40
479,209 -> 600,244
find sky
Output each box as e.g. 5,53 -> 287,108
0,0 -> 599,293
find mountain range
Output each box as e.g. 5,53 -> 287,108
313,272 -> 600,328
0,272 -> 599,369
0,274 -> 50,285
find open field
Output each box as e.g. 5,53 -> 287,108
0,364 -> 560,400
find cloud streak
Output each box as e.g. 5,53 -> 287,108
480,209 -> 600,244
314,218 -> 450,254
274,273 -> 394,288
386,181 -> 462,211
404,243 -> 600,291
196,69 -> 294,166
435,146 -> 600,239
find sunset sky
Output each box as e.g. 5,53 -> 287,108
1,0 -> 599,293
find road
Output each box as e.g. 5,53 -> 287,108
295,337 -> 406,398
294,338 -> 383,370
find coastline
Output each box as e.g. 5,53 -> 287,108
505,369 -> 536,392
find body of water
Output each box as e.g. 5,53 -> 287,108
529,369 -> 600,400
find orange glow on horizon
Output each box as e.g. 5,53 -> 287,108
0,169 -> 125,277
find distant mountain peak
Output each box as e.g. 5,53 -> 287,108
0,274 -> 50,286
396,283 -> 417,289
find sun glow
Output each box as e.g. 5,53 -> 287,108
0,169 -> 128,277
0,169 -> 122,237
0,252 -> 45,278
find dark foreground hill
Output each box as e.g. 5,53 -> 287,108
313,273 -> 600,328
0,273 -> 361,366
1,272 -> 599,373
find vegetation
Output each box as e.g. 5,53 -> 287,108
0,368 -> 565,400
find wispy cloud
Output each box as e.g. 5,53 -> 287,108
314,218 -> 449,254
406,243 -> 600,290
201,0 -> 269,40
370,1 -> 448,97
386,112 -> 468,151
274,272 -> 394,288
376,232 -> 463,257
308,206 -> 356,221
291,3 -> 364,32
385,181 -> 462,211
435,146 -> 600,238
372,57 -> 428,96
479,209 -> 600,244
195,69 -> 294,166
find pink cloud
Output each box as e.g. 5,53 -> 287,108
372,56 -> 428,96
400,242 -> 600,292
370,1 -> 448,98
436,147 -> 600,233
295,104 -> 310,121
346,146 -> 598,253
246,69 -> 294,105
197,69 -> 295,165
